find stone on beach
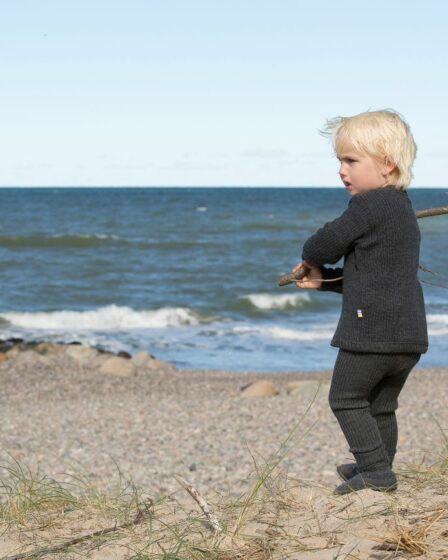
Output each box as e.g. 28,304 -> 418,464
131,351 -> 155,367
65,345 -> 99,364
34,342 -> 67,355
240,380 -> 279,397
0,338 -> 176,374
5,345 -> 23,360
98,356 -> 137,377
13,349 -> 46,366
91,353 -> 116,368
131,350 -> 176,372
286,379 -> 329,396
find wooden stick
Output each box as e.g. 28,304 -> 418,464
278,206 -> 448,287
415,206 -> 448,219
2,500 -> 153,560
174,475 -> 222,533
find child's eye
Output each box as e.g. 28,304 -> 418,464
337,157 -> 357,163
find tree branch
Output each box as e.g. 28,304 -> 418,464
278,206 -> 448,287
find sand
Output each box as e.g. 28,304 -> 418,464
1,348 -> 448,558
0,350 -> 446,495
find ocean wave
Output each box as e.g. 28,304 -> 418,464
231,314 -> 448,341
0,304 -> 208,330
241,292 -> 312,310
53,233 -> 120,240
0,233 -> 121,249
427,313 -> 448,324
427,313 -> 448,335
232,324 -> 335,341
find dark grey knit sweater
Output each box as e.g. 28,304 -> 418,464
301,185 -> 429,353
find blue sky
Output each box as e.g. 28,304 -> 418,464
1,1 -> 447,187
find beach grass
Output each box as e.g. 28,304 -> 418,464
1,383 -> 448,559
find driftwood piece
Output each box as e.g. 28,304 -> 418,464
174,474 -> 222,533
278,205 -> 448,287
415,206 -> 448,219
2,500 -> 154,560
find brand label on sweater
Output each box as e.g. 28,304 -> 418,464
357,308 -> 363,319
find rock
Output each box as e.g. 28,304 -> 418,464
65,345 -> 99,364
0,352 -> 8,362
117,350 -> 132,359
34,342 -> 66,355
145,358 -> 176,372
131,351 -> 154,367
91,353 -> 116,369
0,342 -> 14,353
287,380 -> 329,397
131,351 -> 175,372
98,356 -> 137,377
5,346 -> 23,359
93,345 -> 109,354
13,350 -> 44,366
241,380 -> 279,397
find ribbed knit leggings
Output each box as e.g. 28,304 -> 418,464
329,349 -> 421,472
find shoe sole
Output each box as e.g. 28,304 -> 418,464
334,482 -> 397,495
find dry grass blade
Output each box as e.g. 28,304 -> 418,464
1,499 -> 153,560
371,507 -> 447,556
231,382 -> 323,537
4,402 -> 448,558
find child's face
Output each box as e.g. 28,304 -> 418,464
336,138 -> 395,196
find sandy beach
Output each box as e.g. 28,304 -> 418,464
0,343 -> 446,495
1,342 -> 448,558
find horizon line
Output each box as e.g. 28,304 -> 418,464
0,185 -> 446,189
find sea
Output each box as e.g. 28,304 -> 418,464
0,187 -> 446,373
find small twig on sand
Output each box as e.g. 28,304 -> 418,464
2,500 -> 153,560
174,475 -> 222,533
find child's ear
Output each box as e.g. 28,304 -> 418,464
383,155 -> 396,175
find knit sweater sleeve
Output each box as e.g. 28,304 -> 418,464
317,265 -> 343,294
301,194 -> 372,266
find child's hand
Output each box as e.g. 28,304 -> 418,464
292,260 -> 323,289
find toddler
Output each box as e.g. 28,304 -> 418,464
294,109 -> 428,494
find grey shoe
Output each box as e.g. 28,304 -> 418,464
334,468 -> 397,495
336,462 -> 359,481
337,457 -> 394,481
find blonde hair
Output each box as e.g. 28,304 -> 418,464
319,108 -> 417,190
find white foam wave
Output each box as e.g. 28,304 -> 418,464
242,292 -> 311,310
427,314 -> 448,336
427,313 -> 448,324
52,233 -> 120,240
0,304 -> 202,330
231,313 -> 448,341
232,324 -> 335,341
